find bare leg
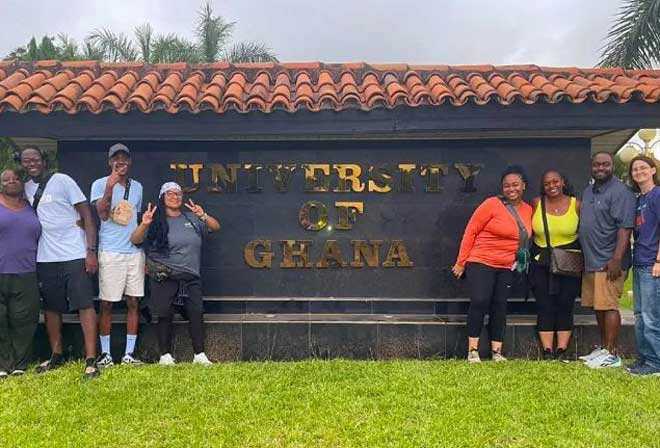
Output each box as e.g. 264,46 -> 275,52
79,308 -> 98,360
44,310 -> 63,355
126,297 -> 139,335
538,331 -> 554,350
603,310 -> 621,354
491,340 -> 502,353
556,331 -> 572,350
468,337 -> 479,351
98,301 -> 113,336
595,311 -> 605,347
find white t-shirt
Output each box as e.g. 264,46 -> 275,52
25,173 -> 88,262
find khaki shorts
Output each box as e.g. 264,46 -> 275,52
581,271 -> 626,311
98,251 -> 145,302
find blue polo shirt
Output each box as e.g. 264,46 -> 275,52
579,177 -> 636,272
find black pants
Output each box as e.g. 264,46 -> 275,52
466,262 -> 513,342
531,263 -> 580,332
0,273 -> 40,372
149,277 -> 205,356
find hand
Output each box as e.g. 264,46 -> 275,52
141,202 -> 157,226
85,252 -> 98,274
606,257 -> 622,281
653,262 -> 660,277
184,199 -> 205,218
107,165 -> 122,188
452,264 -> 465,279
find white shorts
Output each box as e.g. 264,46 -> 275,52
98,251 -> 146,302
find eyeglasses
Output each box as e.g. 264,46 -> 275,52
165,191 -> 182,198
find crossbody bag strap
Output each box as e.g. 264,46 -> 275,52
504,201 -> 529,249
123,178 -> 131,201
540,196 -> 553,250
31,173 -> 53,210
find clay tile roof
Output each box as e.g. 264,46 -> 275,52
1,60 -> 660,115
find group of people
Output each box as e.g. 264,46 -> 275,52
1,144 -> 659,379
0,143 -> 220,379
453,152 -> 660,376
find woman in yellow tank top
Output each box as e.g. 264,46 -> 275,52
530,169 -> 581,361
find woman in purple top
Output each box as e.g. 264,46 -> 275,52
629,155 -> 660,376
0,168 -> 42,378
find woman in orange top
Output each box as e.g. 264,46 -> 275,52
452,166 -> 533,363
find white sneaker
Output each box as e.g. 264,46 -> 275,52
159,353 -> 176,365
579,347 -> 607,362
0,370 -> 8,379
585,349 -> 610,368
467,349 -> 481,363
121,353 -> 144,366
193,352 -> 213,365
589,354 -> 622,369
492,351 -> 507,362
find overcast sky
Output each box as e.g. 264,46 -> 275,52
1,0 -> 623,66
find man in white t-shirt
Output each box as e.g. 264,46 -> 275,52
90,143 -> 145,367
20,146 -> 100,379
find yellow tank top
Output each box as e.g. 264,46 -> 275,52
532,196 -> 579,248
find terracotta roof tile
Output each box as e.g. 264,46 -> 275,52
1,61 -> 660,114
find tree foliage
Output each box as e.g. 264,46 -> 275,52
599,0 -> 660,69
4,2 -> 277,64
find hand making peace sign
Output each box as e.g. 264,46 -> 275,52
184,198 -> 205,218
141,202 -> 157,226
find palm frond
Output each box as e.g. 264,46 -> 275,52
82,39 -> 105,60
57,33 -> 81,60
151,34 -> 201,63
224,41 -> 279,63
87,28 -> 139,62
598,0 -> 660,69
135,23 -> 153,63
195,1 -> 235,62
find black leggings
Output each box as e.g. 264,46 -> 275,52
466,262 -> 513,342
532,264 -> 580,332
149,277 -> 205,355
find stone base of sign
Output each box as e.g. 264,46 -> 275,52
33,312 -> 636,363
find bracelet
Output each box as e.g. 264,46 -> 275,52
87,247 -> 97,252
200,212 -> 208,222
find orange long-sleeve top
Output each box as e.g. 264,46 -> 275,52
456,196 -> 533,270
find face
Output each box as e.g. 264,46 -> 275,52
631,160 -> 656,186
591,153 -> 614,181
542,171 -> 564,198
20,148 -> 45,178
502,173 -> 525,202
109,152 -> 131,176
0,170 -> 24,196
163,189 -> 183,210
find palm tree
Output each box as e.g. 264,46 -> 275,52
599,0 -> 660,69
86,1 -> 277,64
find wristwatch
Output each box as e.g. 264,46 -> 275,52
200,212 -> 208,222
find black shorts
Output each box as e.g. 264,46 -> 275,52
37,259 -> 95,312
149,277 -> 203,318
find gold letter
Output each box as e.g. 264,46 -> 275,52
244,240 -> 273,268
169,163 -> 203,193
398,164 -> 416,193
208,163 -> 240,193
454,163 -> 484,192
333,164 -> 365,192
420,164 -> 448,193
303,164 -> 330,192
334,202 -> 364,230
368,164 -> 394,193
383,240 -> 414,267
350,240 -> 382,268
280,240 -> 314,268
298,201 -> 328,231
243,163 -> 264,193
316,240 -> 347,268
268,164 -> 297,193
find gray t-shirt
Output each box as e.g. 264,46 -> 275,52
578,177 -> 636,272
149,213 -> 207,277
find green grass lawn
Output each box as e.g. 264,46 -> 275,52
1,360 -> 659,447
620,272 -> 634,311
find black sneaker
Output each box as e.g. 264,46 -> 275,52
35,354 -> 65,374
554,348 -> 570,363
96,353 -> 114,369
542,348 -> 554,361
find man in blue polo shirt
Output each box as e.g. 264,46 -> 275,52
579,151 -> 636,369
91,143 -> 145,367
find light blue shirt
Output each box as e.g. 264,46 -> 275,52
90,176 -> 143,254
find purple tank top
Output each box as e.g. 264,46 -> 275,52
0,202 -> 42,273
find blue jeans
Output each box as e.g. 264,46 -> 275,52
632,266 -> 660,368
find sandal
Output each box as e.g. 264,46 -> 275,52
83,358 -> 100,380
35,355 -> 64,374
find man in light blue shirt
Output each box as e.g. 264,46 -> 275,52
90,143 -> 145,367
